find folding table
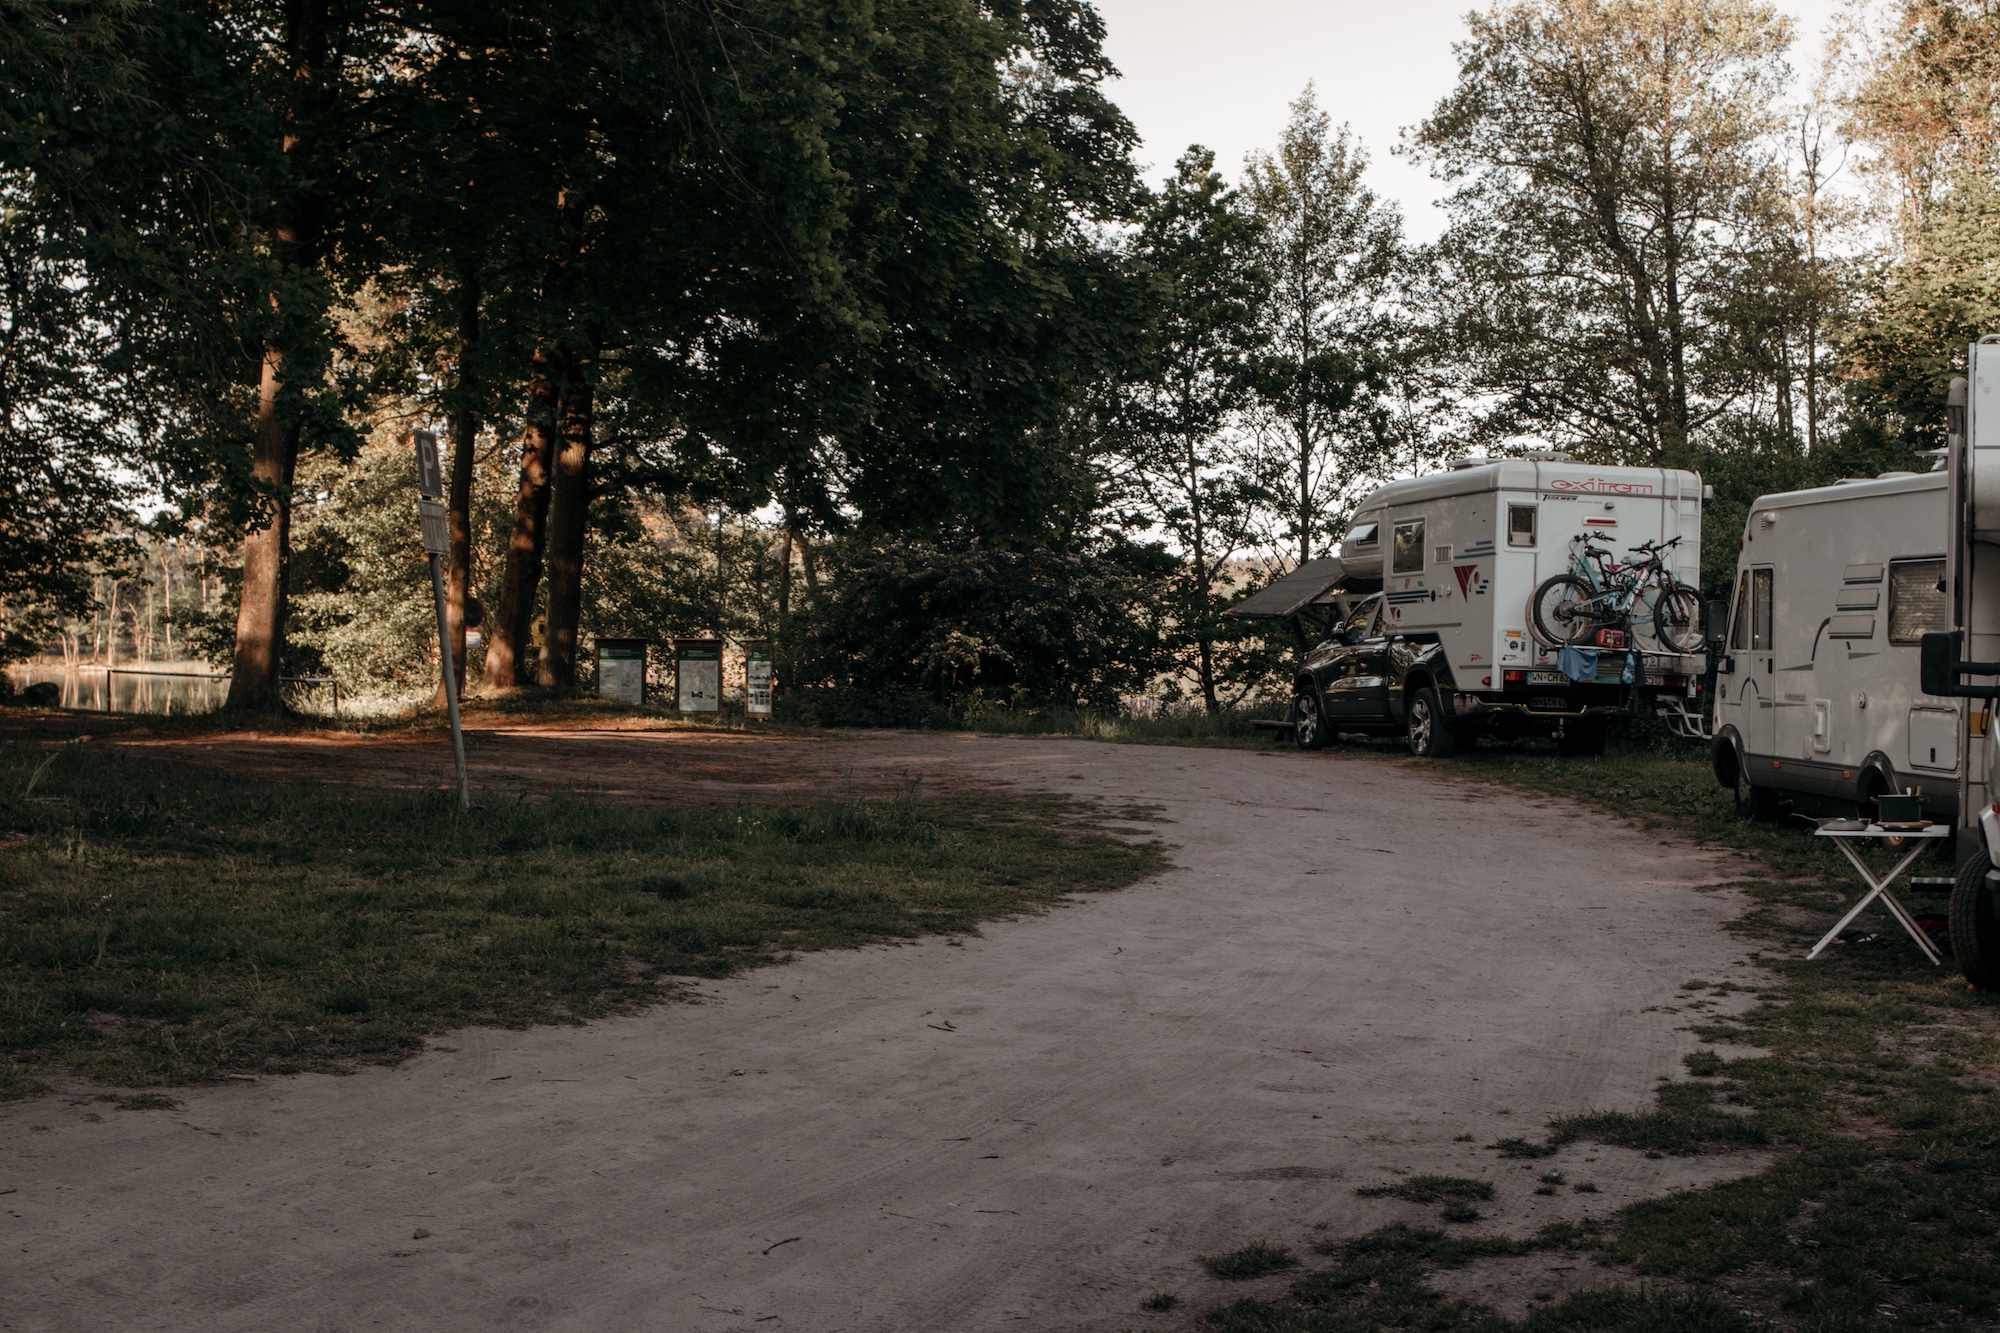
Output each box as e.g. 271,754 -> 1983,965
1808,823 -> 1951,965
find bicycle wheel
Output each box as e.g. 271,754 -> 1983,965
1530,574 -> 1600,646
1649,585 -> 1707,654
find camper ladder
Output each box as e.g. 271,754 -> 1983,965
1655,695 -> 1712,743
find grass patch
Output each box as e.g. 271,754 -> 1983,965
1202,1241 -> 1302,1280
1139,1290 -> 1180,1312
1355,1174 -> 1496,1205
0,737 -> 1166,1094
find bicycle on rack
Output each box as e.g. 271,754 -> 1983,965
1529,534 -> 1707,654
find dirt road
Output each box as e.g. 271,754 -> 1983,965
0,732 -> 1760,1330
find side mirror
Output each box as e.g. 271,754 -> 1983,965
1921,631 -> 1958,697
1715,655 -> 1734,676
1921,630 -> 2000,698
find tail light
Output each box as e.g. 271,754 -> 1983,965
1503,670 -> 1526,684
1481,676 -> 1491,686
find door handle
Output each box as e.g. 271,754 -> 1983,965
1766,659 -> 1773,674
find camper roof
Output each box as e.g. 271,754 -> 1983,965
1354,459 -> 1702,511
1749,469 -> 1944,514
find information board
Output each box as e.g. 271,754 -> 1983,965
596,638 -> 648,705
744,640 -> 773,717
675,638 -> 722,713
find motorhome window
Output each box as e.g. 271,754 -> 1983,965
1347,521 -> 1379,546
1507,505 -> 1536,547
1888,559 -> 1948,644
1729,571 -> 1751,650
1392,519 -> 1425,574
1750,568 -> 1773,650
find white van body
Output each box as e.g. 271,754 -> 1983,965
1712,471 -> 1957,819
1335,456 -> 1705,715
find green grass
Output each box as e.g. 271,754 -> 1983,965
1202,1241 -> 1303,1280
1184,737 -> 2000,1329
1356,1175 -> 1497,1205
0,737 -> 1166,1097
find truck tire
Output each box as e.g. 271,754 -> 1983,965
1556,720 -> 1607,757
1407,687 -> 1457,759
1951,852 -> 2000,991
1293,691 -> 1329,751
1733,760 -> 1780,821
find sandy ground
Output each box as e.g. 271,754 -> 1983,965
0,731 -> 1766,1331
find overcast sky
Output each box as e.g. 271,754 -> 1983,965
1092,0 -> 1851,242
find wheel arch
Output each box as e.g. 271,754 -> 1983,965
1857,753 -> 1900,804
1711,727 -> 1743,790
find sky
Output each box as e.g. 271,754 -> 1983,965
1092,0 -> 1852,243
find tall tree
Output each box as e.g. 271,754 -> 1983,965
1241,88 -> 1407,569
1410,0 -> 1799,463
224,2 -> 395,711
1838,0 -> 2000,437
1111,148 -> 1267,713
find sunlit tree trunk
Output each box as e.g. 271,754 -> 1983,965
226,0 -> 331,712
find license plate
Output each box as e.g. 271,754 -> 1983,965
1529,671 -> 1566,684
1531,696 -> 1570,711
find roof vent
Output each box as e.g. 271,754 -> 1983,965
1446,455 -> 1484,470
1523,450 -> 1575,463
1876,470 -> 1919,481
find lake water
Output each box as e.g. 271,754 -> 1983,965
8,665 -> 232,716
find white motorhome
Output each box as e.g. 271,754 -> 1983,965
1710,471 -> 1956,822
1243,453 -> 1708,755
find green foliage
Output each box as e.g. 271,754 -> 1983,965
1241,88 -> 1415,567
1201,1241 -> 1301,1280
782,534 -> 1174,715
1844,171 -> 2000,445
1354,1175 -> 1495,1204
0,736 -> 1165,1089
1411,0 -> 1805,462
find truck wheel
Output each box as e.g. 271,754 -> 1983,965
1951,853 -> 2000,990
1293,691 -> 1329,751
1407,687 -> 1457,758
1556,720 -> 1607,757
1733,761 -> 1779,821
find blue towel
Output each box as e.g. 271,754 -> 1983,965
1557,645 -> 1598,683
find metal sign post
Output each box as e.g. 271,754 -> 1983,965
415,429 -> 470,809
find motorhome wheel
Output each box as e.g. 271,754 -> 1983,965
1407,687 -> 1457,759
1952,853 -> 2000,991
1733,760 -> 1780,821
1293,691 -> 1329,752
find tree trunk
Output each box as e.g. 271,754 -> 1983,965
536,358 -> 594,688
225,0 -> 331,713
482,182 -> 582,693
482,350 -> 561,692
777,521 -> 794,622
435,278 -> 481,707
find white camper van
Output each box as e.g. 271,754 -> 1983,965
1710,471 -> 1956,822
1262,454 -> 1708,754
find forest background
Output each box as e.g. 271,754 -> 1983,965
1,0 -> 1996,722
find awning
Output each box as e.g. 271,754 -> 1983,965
1224,557 -> 1370,620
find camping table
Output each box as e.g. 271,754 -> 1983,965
1807,823 -> 1951,965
